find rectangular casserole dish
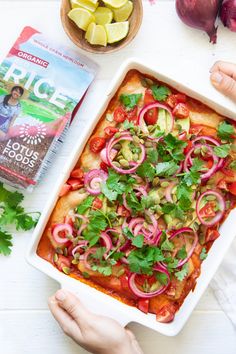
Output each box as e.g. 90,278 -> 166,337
27,58 -> 236,336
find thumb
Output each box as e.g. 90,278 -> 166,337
55,289 -> 91,325
210,71 -> 236,102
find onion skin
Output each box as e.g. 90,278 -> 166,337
220,0 -> 236,32
176,0 -> 221,43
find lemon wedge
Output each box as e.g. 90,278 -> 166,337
70,0 -> 98,12
112,0 -> 133,21
103,0 -> 128,9
68,8 -> 95,31
105,21 -> 129,43
85,22 -> 107,46
94,7 -> 113,25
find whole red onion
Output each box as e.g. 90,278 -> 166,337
220,0 -> 236,31
175,0 -> 222,43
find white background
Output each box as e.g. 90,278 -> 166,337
0,1 -> 236,353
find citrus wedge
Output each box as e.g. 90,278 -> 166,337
103,0 -> 128,9
94,7 -> 113,25
105,21 -> 129,43
85,22 -> 107,46
68,8 -> 95,31
70,0 -> 98,12
112,0 -> 133,21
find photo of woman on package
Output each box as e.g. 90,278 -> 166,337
0,86 -> 24,139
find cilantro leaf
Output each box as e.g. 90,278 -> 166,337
132,234 -> 144,248
147,149 -> 158,164
217,121 -> 235,142
77,196 -> 94,214
0,230 -> 12,256
92,264 -> 112,276
15,212 -> 39,231
123,120 -> 135,130
136,161 -> 156,181
126,191 -> 143,213
83,211 -> 108,246
175,263 -> 189,281
163,134 -> 187,162
161,203 -> 185,220
176,182 -> 193,211
177,246 -> 187,260
128,246 -> 165,275
119,93 -> 142,110
155,161 -> 179,177
155,272 -> 169,285
151,85 -> 170,101
213,144 -> 231,158
200,247 -> 208,261
160,237 -> 174,251
182,158 -> 205,186
101,183 -> 118,202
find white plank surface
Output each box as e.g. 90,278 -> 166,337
0,1 -> 236,353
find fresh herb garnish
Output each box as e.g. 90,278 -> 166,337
213,144 -> 231,158
147,149 -> 158,164
151,85 -> 170,101
177,246 -> 187,260
175,263 -> 189,281
83,210 -> 108,246
0,183 -> 39,256
132,234 -> 144,248
155,161 -> 179,177
77,195 -> 94,214
127,246 -> 165,275
217,121 -> 235,142
136,161 -> 156,181
119,93 -> 142,110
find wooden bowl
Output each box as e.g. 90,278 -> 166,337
60,0 -> 143,54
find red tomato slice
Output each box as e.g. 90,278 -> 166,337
228,182 -> 236,196
206,228 -> 220,243
175,93 -> 187,103
126,106 -> 138,122
184,140 -> 193,154
144,89 -> 158,125
104,126 -> 119,138
114,106 -> 127,123
67,178 -> 83,191
173,103 -> 189,119
59,183 -> 71,197
138,299 -> 149,314
156,304 -> 176,323
92,197 -> 103,209
199,201 -> 216,218
117,205 -> 130,217
100,161 -> 108,172
90,137 -> 106,153
166,94 -> 177,108
70,168 -> 84,179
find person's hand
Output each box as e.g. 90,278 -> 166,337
48,289 -> 143,354
210,61 -> 236,102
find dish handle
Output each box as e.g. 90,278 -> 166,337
60,281 -> 131,327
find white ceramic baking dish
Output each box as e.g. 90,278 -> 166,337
27,58 -> 236,336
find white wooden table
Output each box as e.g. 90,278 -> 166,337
0,1 -> 236,353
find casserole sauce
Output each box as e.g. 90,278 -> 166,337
37,70 -> 236,322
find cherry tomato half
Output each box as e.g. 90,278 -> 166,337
70,168 -> 84,179
173,103 -> 190,119
92,197 -> 103,210
67,178 -> 83,191
114,106 -> 127,123
144,89 -> 158,125
228,182 -> 236,196
138,299 -> 149,314
199,201 -> 216,219
104,126 -> 119,138
90,136 -> 106,153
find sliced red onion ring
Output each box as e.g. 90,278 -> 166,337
106,133 -> 146,174
192,135 -> 224,170
169,227 -> 198,267
184,144 -> 219,180
138,102 -> 174,139
196,190 -> 225,227
100,148 -> 117,165
84,169 -> 108,195
128,265 -> 170,298
52,223 -> 73,244
83,247 -> 98,270
100,231 -> 113,254
72,241 -> 88,257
